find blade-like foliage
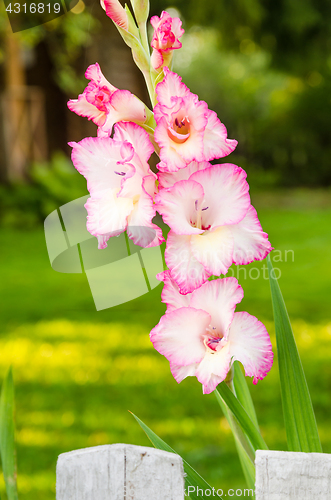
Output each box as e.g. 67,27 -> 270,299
267,255 -> 322,452
215,390 -> 255,491
216,383 -> 268,452
233,361 -> 259,429
0,367 -> 18,500
131,412 -> 223,499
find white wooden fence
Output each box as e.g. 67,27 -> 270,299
255,450 -> 331,499
56,444 -> 185,499
56,445 -> 331,499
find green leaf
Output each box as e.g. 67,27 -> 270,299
0,367 -> 18,500
215,390 -> 255,492
267,255 -> 322,452
216,383 -> 268,452
131,412 -> 223,499
238,450 -> 255,493
233,361 -> 259,429
124,4 -> 140,39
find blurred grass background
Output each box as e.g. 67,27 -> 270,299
0,190 -> 331,498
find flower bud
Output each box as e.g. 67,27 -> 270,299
101,0 -> 128,30
150,10 -> 184,71
102,0 -> 143,61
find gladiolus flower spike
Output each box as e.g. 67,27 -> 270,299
67,4 -> 274,397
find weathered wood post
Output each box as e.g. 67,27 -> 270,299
255,450 -> 331,499
56,444 -> 185,499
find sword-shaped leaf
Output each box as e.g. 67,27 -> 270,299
267,255 -> 322,452
131,412 -> 223,499
0,367 -> 18,500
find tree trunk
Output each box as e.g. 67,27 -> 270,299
2,25 -> 27,181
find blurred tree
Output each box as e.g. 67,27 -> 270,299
162,0 -> 331,187
152,0 -> 331,75
0,3 -> 100,180
0,2 -> 100,94
1,0 -> 330,187
0,1 -> 150,182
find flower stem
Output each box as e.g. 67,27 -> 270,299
223,367 -> 255,461
225,377 -> 255,463
139,22 -> 150,60
143,70 -> 157,108
137,22 -> 157,108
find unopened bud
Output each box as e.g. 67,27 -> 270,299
101,0 -> 128,30
130,0 -> 149,25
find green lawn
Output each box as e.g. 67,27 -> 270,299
0,190 -> 331,499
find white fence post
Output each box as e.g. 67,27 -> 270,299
255,450 -> 331,499
56,443 -> 185,500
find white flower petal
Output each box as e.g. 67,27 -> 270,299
158,160 -> 211,189
203,109 -> 237,160
230,205 -> 273,265
113,122 -> 153,166
190,278 -> 244,336
190,226 -> 234,276
100,90 -> 147,134
69,137 -> 135,195
126,176 -> 164,247
165,232 -> 210,294
68,95 -> 106,126
155,180 -> 205,235
85,189 -> 133,241
157,270 -> 192,312
150,307 -> 211,366
195,344 -> 232,394
155,67 -> 190,109
85,62 -> 116,90
189,164 -> 250,228
154,117 -> 188,172
170,363 -> 198,383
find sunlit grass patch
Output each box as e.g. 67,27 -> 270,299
0,318 -> 330,499
0,321 -> 165,386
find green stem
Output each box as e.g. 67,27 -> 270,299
142,70 -> 157,108
216,369 -> 257,492
225,378 -> 255,463
139,21 -> 150,60
137,22 -> 157,108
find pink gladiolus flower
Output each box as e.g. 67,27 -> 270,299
69,122 -> 164,249
154,68 -> 238,172
150,274 -> 274,394
101,0 -> 128,30
155,163 -> 272,294
150,11 -> 184,70
68,63 -> 146,135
